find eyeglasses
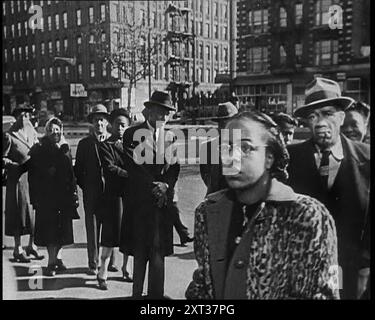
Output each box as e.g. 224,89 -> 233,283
220,141 -> 268,157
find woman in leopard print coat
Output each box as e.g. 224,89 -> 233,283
186,112 -> 339,299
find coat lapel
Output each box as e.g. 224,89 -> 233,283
10,130 -> 34,149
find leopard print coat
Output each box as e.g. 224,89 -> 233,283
186,179 -> 339,299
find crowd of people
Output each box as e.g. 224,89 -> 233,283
2,76 -> 370,299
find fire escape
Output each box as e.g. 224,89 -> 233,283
164,3 -> 194,112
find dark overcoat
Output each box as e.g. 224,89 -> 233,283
287,134 -> 370,299
97,136 -> 129,247
74,134 -> 109,215
120,122 -> 180,257
2,126 -> 39,236
28,137 -> 79,246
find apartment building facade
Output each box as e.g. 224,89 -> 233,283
234,0 -> 370,116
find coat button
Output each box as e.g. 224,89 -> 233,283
234,259 -> 245,269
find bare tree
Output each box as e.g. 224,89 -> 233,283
93,8 -> 164,112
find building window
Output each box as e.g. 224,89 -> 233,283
205,23 -> 210,37
90,62 -> 95,78
214,46 -> 219,61
314,39 -> 338,65
205,1 -> 209,15
77,63 -> 82,80
10,1 -> 14,14
315,0 -> 338,26
76,9 -> 81,26
4,49 -> 8,63
32,69 -> 36,81
206,68 -> 211,83
49,66 -> 53,80
295,3 -> 303,25
223,46 -> 228,63
223,25 -> 228,40
206,45 -> 210,60
48,15 -> 52,31
57,66 -> 61,79
63,12 -> 67,28
32,44 -> 35,58
101,32 -> 106,42
65,65 -> 69,80
89,7 -> 94,23
48,40 -> 52,54
19,47 -> 22,60
3,2 -> 6,15
5,72 -> 9,82
214,2 -> 218,17
56,39 -> 60,54
295,43 -> 302,64
20,71 -> 23,82
24,21 -> 28,36
55,14 -> 59,30
279,45 -> 286,64
102,61 -> 107,77
41,42 -> 45,55
223,3 -> 228,19
199,43 -> 203,60
17,22 -> 21,37
24,0 -> 27,11
248,9 -> 268,33
11,24 -> 15,37
214,24 -> 218,38
246,46 -> 268,73
101,4 -> 106,21
25,70 -> 29,82
4,26 -> 7,39
42,68 -> 46,82
63,38 -> 68,52
77,36 -> 82,52
279,7 -> 287,27
25,46 -> 28,59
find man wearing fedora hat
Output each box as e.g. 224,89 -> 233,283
200,101 -> 238,195
74,104 -> 116,275
287,77 -> 370,299
119,90 -> 180,298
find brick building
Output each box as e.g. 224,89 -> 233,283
234,0 -> 370,116
2,0 -> 235,120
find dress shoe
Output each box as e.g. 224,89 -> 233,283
122,271 -> 133,282
179,230 -> 194,246
45,265 -> 57,277
56,259 -> 67,271
107,264 -> 119,272
87,268 -> 98,276
25,247 -> 45,260
97,275 -> 108,290
13,252 -> 31,263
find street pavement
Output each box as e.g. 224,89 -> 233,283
2,164 -> 206,300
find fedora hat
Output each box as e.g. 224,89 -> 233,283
87,104 -> 109,122
12,104 -> 34,117
144,91 -> 175,111
210,102 -> 238,121
294,77 -> 354,118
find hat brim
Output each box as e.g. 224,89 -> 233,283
87,112 -> 110,122
144,101 -> 175,111
208,116 -> 233,122
294,97 -> 354,118
12,107 -> 34,116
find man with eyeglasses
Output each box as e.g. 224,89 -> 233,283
287,78 -> 370,299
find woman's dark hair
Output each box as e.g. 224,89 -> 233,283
109,108 -> 131,124
226,111 -> 290,182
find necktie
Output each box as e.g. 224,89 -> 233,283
319,149 -> 330,189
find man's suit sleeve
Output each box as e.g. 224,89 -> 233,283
99,141 -> 128,179
74,139 -> 85,189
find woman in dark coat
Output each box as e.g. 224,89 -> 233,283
2,105 -> 44,262
28,118 -> 79,276
96,109 -> 132,290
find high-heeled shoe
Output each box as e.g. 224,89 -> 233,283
45,264 -> 57,277
179,229 -> 194,246
122,271 -> 133,282
107,264 -> 119,272
97,275 -> 108,290
25,247 -> 45,260
13,252 -> 31,263
56,259 -> 67,271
